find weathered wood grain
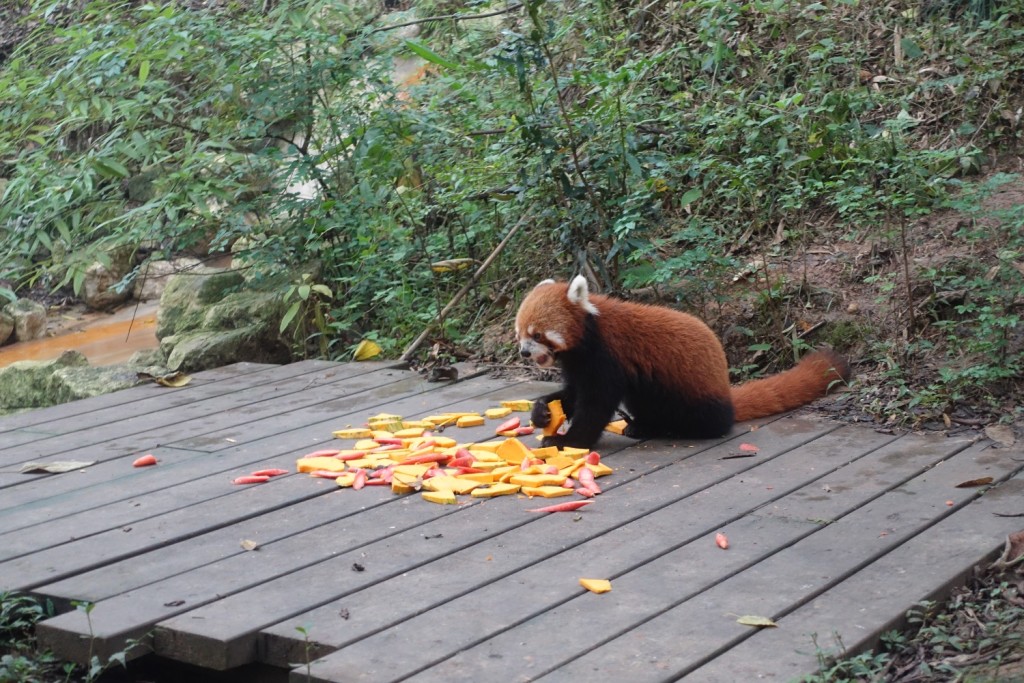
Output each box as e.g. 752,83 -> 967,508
27,378 -> 552,663
525,441 -> 1024,683
687,472 -> 1024,682
0,360 -> 397,468
4,362 -> 1019,683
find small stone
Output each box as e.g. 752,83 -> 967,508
5,298 -> 47,341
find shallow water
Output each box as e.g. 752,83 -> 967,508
0,303 -> 159,368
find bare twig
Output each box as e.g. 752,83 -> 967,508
399,213 -> 531,361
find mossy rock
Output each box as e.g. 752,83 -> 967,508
202,290 -> 286,331
0,350 -> 143,411
164,326 -> 290,372
156,266 -> 246,338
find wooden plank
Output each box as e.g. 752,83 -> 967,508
687,472 -> 1024,682
239,417 -> 847,671
0,362 -> 274,433
0,360 -> 396,465
520,440 -> 1024,683
26,378 -> 548,663
281,424 -> 919,683
34,488 -> 464,666
24,379 -> 552,600
0,376 -> 528,562
151,431 -> 641,670
0,365 -> 413,507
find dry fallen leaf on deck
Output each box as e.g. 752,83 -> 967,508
736,615 -> 777,628
353,339 -> 382,361
155,372 -> 192,388
955,476 -> 994,488
20,460 -> 96,474
241,539 -> 260,551
137,371 -> 192,387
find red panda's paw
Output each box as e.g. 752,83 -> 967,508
531,401 -> 552,428
540,434 -> 568,448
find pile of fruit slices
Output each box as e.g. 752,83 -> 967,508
295,400 -> 612,506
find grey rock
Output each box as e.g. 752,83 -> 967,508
4,298 -> 47,342
0,307 -> 13,345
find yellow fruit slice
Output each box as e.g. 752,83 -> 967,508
579,578 -> 612,593
392,479 -> 415,495
521,485 -> 573,498
333,428 -> 373,439
542,400 -> 566,437
393,427 -> 426,439
457,471 -> 499,483
456,415 -> 485,428
509,473 -> 567,487
296,456 -> 346,473
500,400 -> 534,411
605,419 -> 628,435
422,476 -> 480,495
470,482 -> 521,498
484,407 -> 513,419
421,490 -> 458,505
496,437 -> 533,465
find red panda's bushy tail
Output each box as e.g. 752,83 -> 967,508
731,349 -> 851,422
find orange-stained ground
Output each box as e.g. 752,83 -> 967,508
0,302 -> 159,368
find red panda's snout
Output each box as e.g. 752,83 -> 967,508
519,337 -> 556,368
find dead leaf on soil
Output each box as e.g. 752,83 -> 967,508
736,615 -> 777,628
353,339 -> 382,361
990,529 -> 1024,571
955,476 -> 994,488
984,424 -> 1016,448
19,460 -> 96,474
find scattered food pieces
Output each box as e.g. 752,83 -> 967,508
542,400 -> 566,437
526,500 -> 593,513
715,532 -> 729,549
233,475 -> 270,485
132,454 -> 158,468
579,578 -> 612,593
604,419 -> 628,435
736,615 -> 777,628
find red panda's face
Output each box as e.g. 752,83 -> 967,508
515,276 -> 596,368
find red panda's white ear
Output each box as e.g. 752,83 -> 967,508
567,275 -> 599,315
534,278 -> 555,289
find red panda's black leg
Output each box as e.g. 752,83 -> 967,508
531,388 -> 575,428
540,376 -> 622,449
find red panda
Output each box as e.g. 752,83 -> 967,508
515,275 -> 851,449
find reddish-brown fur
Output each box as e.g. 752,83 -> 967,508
516,278 -> 850,446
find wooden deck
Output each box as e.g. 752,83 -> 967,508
1,360 -> 1022,682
